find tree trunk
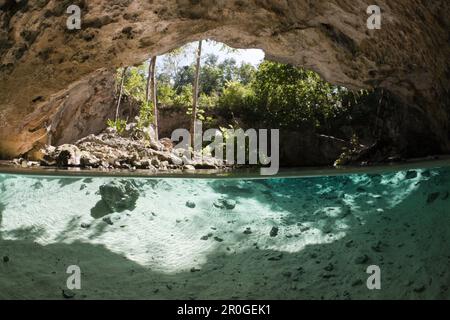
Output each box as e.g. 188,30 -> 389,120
191,40 -> 203,147
151,56 -> 158,140
115,67 -> 128,122
146,56 -> 159,140
145,60 -> 152,102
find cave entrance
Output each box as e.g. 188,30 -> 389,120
113,40 -> 265,138
112,40 -> 377,167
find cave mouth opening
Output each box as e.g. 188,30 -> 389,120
110,39 -> 380,168
2,36 -> 401,169
0,0 -> 448,166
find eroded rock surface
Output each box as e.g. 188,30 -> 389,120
0,0 -> 449,158
40,123 -> 225,171
1,68 -> 139,159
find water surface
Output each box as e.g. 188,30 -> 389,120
0,164 -> 449,299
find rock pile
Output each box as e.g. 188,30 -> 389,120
39,124 -> 226,171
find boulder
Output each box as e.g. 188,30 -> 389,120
98,180 -> 140,213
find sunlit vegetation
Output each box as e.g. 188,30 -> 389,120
110,41 -> 368,138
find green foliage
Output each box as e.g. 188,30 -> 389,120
172,84 -> 193,109
199,92 -> 219,110
334,133 -> 362,166
218,61 -> 367,130
115,43 -> 368,137
198,93 -> 218,124
200,62 -> 223,95
122,66 -> 147,103
218,81 -> 254,114
236,63 -> 256,85
248,61 -> 338,128
154,54 -> 365,131
218,125 -> 255,165
172,54 -> 256,97
116,65 -> 154,129
157,83 -> 176,106
107,119 -> 127,134
184,91 -> 218,124
138,101 -> 154,129
156,51 -> 257,126
174,65 -> 195,94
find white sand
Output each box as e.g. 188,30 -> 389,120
0,167 -> 449,299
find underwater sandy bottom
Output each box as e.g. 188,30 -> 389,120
0,166 -> 449,299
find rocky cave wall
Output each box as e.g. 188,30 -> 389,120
9,68 -> 115,159
0,0 -> 449,159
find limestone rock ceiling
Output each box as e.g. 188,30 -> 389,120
0,0 -> 448,158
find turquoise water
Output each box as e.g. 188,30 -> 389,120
0,166 -> 449,299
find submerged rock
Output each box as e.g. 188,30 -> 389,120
62,290 -> 76,299
186,200 -> 196,208
213,200 -> 224,209
352,279 -> 363,287
223,199 -> 236,210
103,213 -> 125,225
270,226 -> 279,237
371,241 -> 387,252
405,170 -> 418,179
324,263 -> 334,272
91,180 -> 139,218
102,216 -> 114,225
80,222 -> 91,229
354,255 -> 369,264
99,180 -> 139,213
213,198 -> 236,210
268,254 -> 283,261
413,285 -> 426,293
426,192 -> 440,204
